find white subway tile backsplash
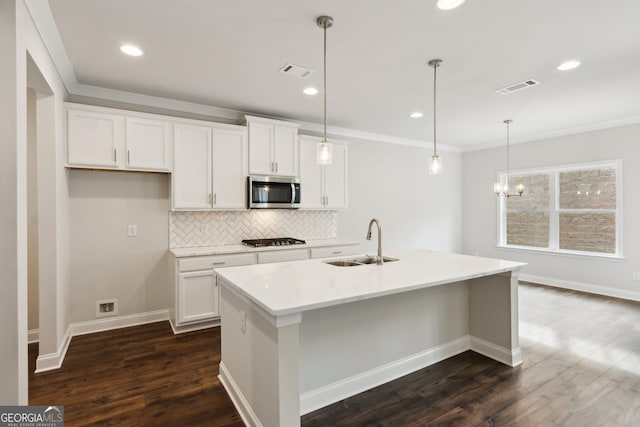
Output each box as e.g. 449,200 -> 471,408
169,210 -> 337,248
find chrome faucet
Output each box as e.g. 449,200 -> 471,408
366,218 -> 383,265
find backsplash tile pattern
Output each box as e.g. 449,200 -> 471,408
169,210 -> 337,248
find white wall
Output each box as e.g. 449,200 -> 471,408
0,0 -> 69,403
338,140 -> 462,254
69,170 -> 172,323
462,123 -> 640,300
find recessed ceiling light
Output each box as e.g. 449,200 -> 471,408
120,44 -> 143,57
557,60 -> 581,71
437,0 -> 466,10
410,112 -> 424,119
303,87 -> 318,95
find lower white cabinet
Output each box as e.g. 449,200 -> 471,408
177,270 -> 219,324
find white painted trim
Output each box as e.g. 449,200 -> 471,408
28,329 -> 39,344
219,362 -> 263,427
170,317 -> 220,335
299,336 -> 470,415
35,326 -> 71,373
69,309 -> 169,337
520,274 -> 640,302
469,336 -> 522,367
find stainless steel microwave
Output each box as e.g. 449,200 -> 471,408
248,175 -> 301,209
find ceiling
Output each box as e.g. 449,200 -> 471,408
45,0 -> 640,149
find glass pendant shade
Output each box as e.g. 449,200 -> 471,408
316,141 -> 333,165
429,155 -> 442,175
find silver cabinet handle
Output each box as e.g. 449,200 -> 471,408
212,261 -> 226,266
127,149 -> 131,164
214,193 -> 217,205
332,251 -> 342,254
209,193 -> 212,204
276,162 -> 278,173
114,148 -> 117,162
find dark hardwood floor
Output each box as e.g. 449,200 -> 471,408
30,283 -> 640,426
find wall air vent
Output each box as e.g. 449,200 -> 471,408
279,63 -> 314,79
496,79 -> 540,95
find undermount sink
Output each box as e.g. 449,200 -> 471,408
324,256 -> 399,267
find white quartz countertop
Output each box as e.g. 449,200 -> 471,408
216,250 -> 527,317
169,239 -> 358,257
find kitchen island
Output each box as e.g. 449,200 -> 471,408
216,250 -> 526,427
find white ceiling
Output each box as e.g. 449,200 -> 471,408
45,0 -> 640,149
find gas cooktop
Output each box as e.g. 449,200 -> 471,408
241,237 -> 306,248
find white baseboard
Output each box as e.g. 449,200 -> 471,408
169,317 -> 220,335
219,362 -> 262,427
300,336 -> 470,415
35,327 -> 71,373
28,329 -> 39,344
520,273 -> 640,302
69,309 -> 169,337
469,336 -> 522,367
34,309 -> 170,374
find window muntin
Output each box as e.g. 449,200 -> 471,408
498,162 -> 621,257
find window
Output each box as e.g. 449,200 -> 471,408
497,160 -> 622,257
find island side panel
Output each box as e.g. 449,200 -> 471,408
468,271 -> 522,366
219,283 -> 301,427
299,281 -> 469,414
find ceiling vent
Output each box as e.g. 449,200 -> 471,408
279,63 -> 314,79
496,79 -> 540,95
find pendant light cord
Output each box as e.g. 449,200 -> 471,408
433,62 -> 437,156
323,24 -> 327,143
506,120 -> 511,184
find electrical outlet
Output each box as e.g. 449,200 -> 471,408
127,225 -> 137,237
633,272 -> 640,281
96,299 -> 118,318
240,310 -> 246,334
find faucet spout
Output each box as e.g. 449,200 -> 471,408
366,218 -> 383,265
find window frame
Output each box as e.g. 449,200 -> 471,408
496,159 -> 623,259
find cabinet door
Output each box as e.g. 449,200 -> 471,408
248,121 -> 274,175
273,125 -> 298,176
325,144 -> 348,209
298,137 -> 324,209
212,126 -> 247,209
173,124 -> 212,209
177,271 -> 218,324
125,117 -> 172,171
67,109 -> 123,168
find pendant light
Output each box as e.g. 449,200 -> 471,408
494,119 -> 525,197
428,59 -> 443,175
316,15 -> 334,165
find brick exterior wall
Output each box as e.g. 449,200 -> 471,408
506,174 -> 550,247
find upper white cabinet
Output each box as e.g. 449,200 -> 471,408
67,108 -> 122,168
246,115 -> 299,177
173,122 -> 247,210
299,135 -> 348,209
66,104 -> 172,172
125,117 -> 172,171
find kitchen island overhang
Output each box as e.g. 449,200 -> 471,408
216,250 -> 526,427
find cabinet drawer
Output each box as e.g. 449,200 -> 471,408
178,253 -> 255,272
257,249 -> 309,264
310,245 -> 360,259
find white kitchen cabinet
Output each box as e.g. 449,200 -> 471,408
171,253 -> 256,333
177,270 -> 219,324
173,123 -> 212,209
257,248 -> 309,264
246,115 -> 299,177
173,122 -> 247,210
125,117 -> 172,171
309,244 -> 360,259
67,108 -> 122,168
299,135 -> 348,209
66,104 -> 173,172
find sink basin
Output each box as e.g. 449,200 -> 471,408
324,256 -> 399,267
325,260 -> 363,267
